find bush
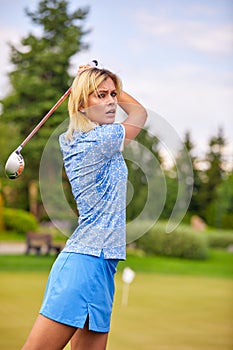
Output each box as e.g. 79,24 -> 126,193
135,221 -> 208,260
206,231 -> 233,249
3,208 -> 38,234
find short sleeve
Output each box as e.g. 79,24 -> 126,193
59,132 -> 67,153
96,123 -> 125,158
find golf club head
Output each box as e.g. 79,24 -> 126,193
5,150 -> 25,179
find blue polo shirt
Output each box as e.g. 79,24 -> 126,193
59,123 -> 127,260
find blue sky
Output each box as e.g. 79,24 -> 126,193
0,0 -> 232,162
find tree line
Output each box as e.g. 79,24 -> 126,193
0,0 -> 232,229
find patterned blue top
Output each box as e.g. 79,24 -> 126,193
59,123 -> 128,260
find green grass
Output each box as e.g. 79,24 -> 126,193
119,249 -> 233,279
110,274 -> 233,350
0,249 -> 232,278
0,254 -> 56,272
0,247 -> 232,349
0,272 -> 232,350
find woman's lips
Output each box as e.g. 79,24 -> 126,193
106,109 -> 116,114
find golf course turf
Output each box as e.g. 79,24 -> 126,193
0,250 -> 232,349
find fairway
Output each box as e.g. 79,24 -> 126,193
0,272 -> 232,350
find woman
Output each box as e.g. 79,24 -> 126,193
22,64 -> 147,350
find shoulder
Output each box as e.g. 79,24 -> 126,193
59,132 -> 66,144
59,130 -> 89,149
59,132 -> 68,150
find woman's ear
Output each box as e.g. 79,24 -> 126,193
78,99 -> 85,113
78,101 -> 86,114
78,109 -> 86,115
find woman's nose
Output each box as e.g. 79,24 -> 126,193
107,94 -> 117,104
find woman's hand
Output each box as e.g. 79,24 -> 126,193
77,64 -> 92,76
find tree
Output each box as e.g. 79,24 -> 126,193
124,128 -> 163,222
182,131 -> 202,215
206,173 -> 233,228
1,0 -> 89,213
161,131 -> 194,224
198,127 -> 226,220
0,181 -> 4,231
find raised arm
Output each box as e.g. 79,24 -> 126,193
118,91 -> 147,144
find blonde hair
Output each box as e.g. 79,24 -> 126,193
66,68 -> 122,140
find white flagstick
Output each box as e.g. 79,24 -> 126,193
122,282 -> 130,307
121,267 -> 136,306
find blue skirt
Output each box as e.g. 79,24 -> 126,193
39,251 -> 118,332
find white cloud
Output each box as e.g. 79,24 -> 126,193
122,63 -> 233,158
134,11 -> 233,56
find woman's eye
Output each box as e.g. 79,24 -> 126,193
98,93 -> 105,98
111,92 -> 117,97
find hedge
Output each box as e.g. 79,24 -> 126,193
135,221 -> 208,260
206,232 -> 233,249
3,208 -> 38,234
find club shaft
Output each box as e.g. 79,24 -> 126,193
20,87 -> 71,148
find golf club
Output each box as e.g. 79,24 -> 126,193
5,60 -> 98,179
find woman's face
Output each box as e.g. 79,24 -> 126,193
85,77 -> 118,125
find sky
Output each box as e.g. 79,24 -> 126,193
0,0 -> 233,163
